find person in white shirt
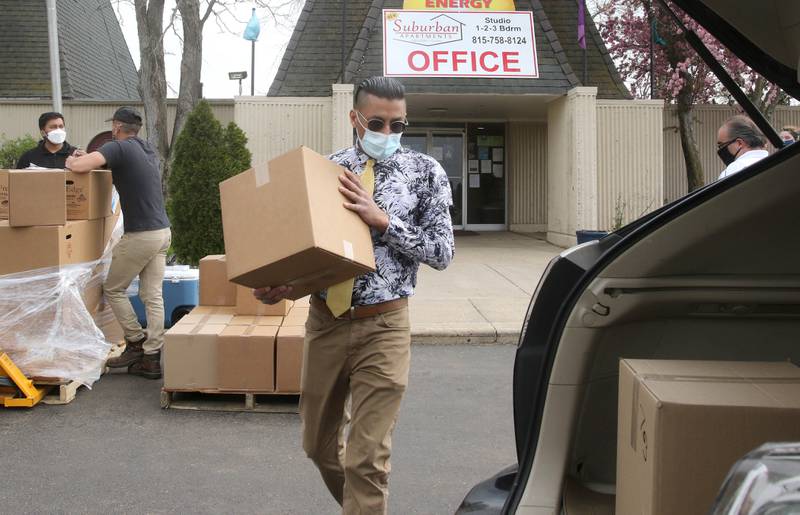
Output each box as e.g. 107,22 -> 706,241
717,115 -> 769,179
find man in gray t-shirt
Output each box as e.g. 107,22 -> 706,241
66,107 -> 171,380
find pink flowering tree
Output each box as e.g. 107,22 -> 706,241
593,0 -> 787,191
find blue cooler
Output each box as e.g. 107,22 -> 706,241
126,265 -> 199,328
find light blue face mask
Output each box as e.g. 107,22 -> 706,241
356,112 -> 403,161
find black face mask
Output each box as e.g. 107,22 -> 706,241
716,139 -> 739,166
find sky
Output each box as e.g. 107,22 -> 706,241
113,2 -> 302,98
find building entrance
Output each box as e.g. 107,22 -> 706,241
405,123 -> 506,230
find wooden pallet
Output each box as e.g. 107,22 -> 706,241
36,379 -> 81,405
32,342 -> 127,406
161,388 -> 300,413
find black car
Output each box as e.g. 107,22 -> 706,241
457,1 -> 800,513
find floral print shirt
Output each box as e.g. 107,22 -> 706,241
321,145 -> 455,306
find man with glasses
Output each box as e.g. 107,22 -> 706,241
255,76 -> 454,513
716,115 -> 769,179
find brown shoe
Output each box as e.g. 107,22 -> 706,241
106,336 -> 146,368
128,351 -> 162,380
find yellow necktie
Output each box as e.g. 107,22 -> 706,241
326,158 -> 375,317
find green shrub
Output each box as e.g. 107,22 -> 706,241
0,134 -> 38,168
167,101 -> 252,265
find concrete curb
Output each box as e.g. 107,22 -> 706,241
411,329 -> 520,345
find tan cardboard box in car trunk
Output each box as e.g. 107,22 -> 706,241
66,170 -> 113,220
163,323 -> 227,390
8,170 -> 67,226
616,359 -> 800,515
235,284 -> 292,316
219,146 -> 376,300
0,218 -> 105,275
199,255 -> 237,306
276,325 -> 305,393
217,325 -> 277,391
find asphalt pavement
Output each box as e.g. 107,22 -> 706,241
0,344 -> 517,515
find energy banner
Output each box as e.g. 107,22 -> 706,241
402,0 -> 516,10
383,9 -> 538,78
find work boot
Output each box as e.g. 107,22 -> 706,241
128,351 -> 162,380
106,336 -> 146,368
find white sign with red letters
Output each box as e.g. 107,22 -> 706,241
383,10 -> 538,78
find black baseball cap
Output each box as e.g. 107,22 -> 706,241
106,106 -> 143,125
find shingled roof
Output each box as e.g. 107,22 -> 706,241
0,0 -> 139,100
269,0 -> 629,99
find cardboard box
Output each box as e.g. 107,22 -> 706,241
8,170 -> 67,226
235,285 -> 292,316
229,315 -> 283,326
92,296 -> 125,345
0,170 -> 8,218
177,312 -> 234,327
282,306 -> 310,327
562,477 -> 614,515
219,146 -> 376,299
82,282 -> 104,316
163,323 -> 226,390
217,325 -> 277,391
616,359 -> 800,515
199,255 -> 237,306
0,219 -> 105,275
66,170 -> 113,220
103,210 -> 121,250
276,325 -> 305,393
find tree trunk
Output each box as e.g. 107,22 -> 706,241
676,91 -> 705,192
173,0 -> 204,150
134,0 -> 170,192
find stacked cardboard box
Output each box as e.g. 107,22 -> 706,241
164,254 -> 311,393
0,168 -> 122,342
616,359 -> 800,515
0,169 -> 116,275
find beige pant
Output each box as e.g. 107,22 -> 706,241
103,228 -> 171,354
301,302 -> 411,515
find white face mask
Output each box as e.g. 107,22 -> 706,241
45,128 -> 67,145
355,112 -> 403,161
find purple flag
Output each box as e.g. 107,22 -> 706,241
578,0 -> 586,49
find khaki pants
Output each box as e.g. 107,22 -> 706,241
301,301 -> 411,515
103,228 -> 171,354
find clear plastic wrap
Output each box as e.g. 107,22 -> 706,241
0,212 -> 124,387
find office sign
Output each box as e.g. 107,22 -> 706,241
383,10 -> 538,78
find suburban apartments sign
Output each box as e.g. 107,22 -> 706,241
383,0 -> 538,78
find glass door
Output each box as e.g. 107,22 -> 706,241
466,123 -> 506,229
404,131 -> 465,228
431,133 -> 464,227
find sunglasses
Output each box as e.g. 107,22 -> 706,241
356,111 -> 408,134
716,138 -> 738,150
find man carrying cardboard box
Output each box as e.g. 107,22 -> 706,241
256,77 -> 455,514
16,112 -> 84,169
65,107 -> 171,379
